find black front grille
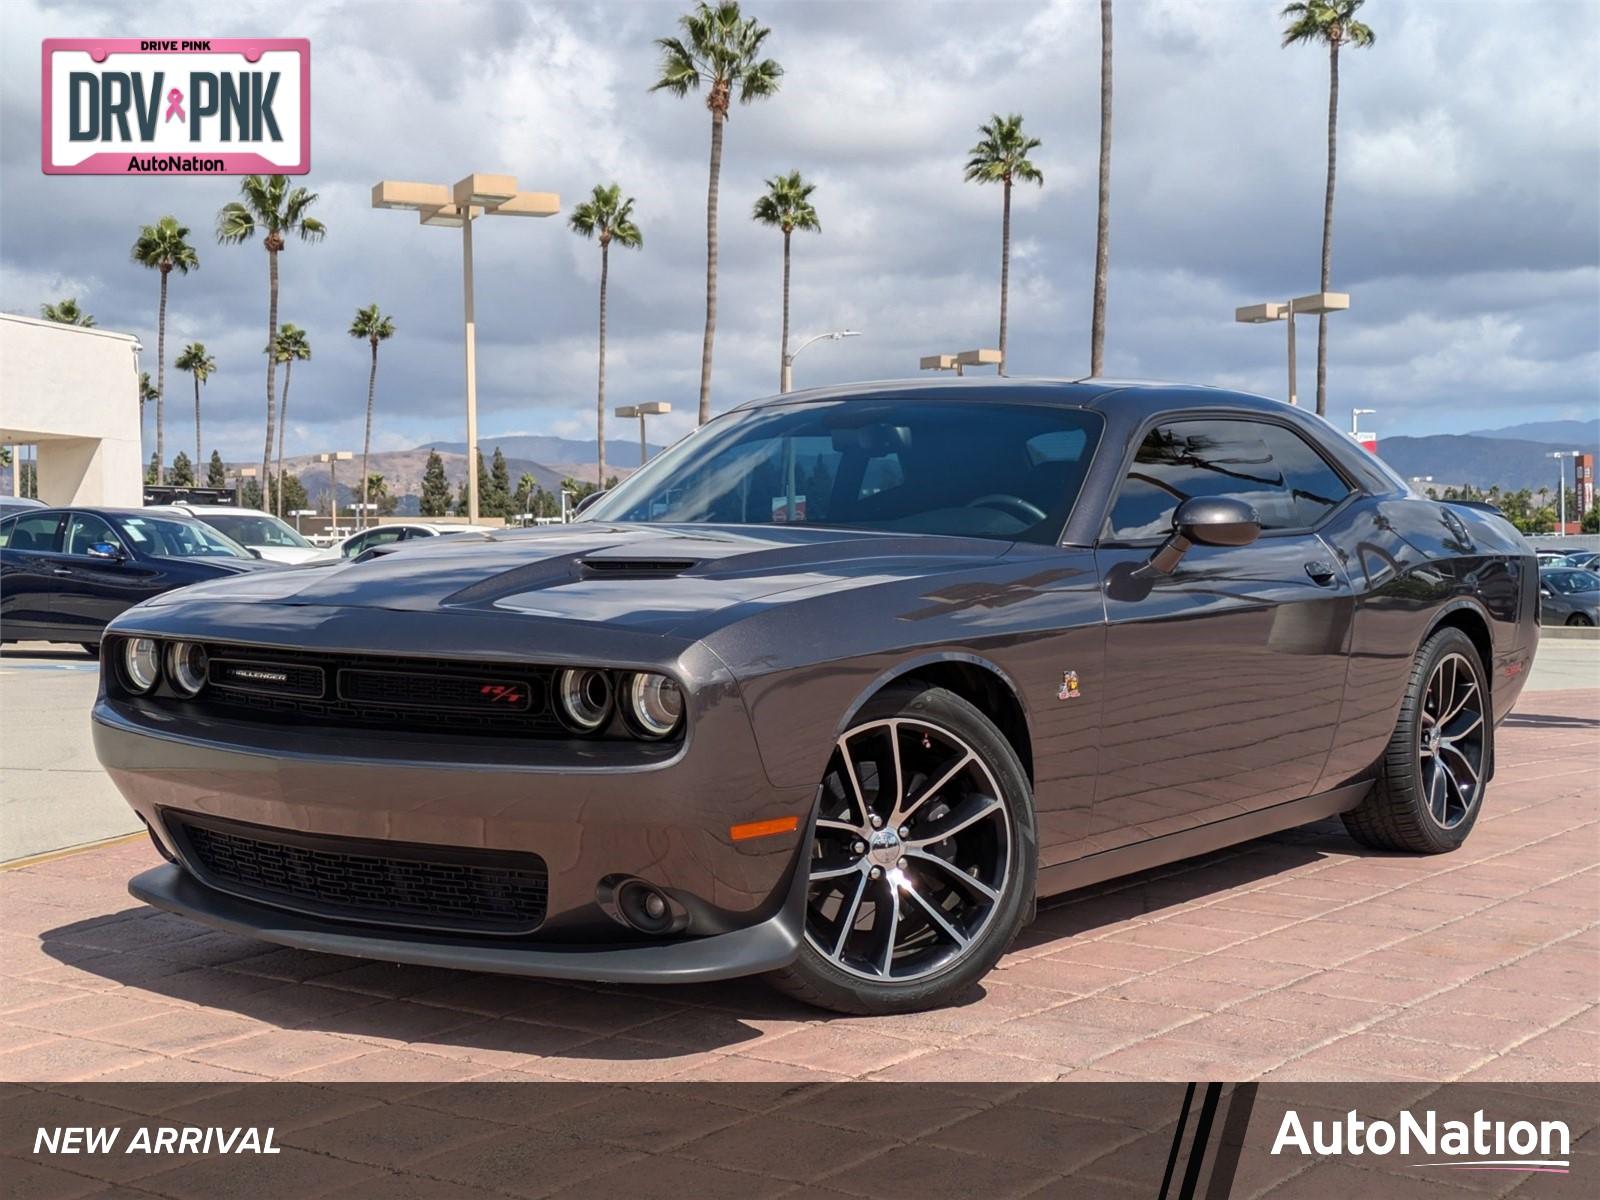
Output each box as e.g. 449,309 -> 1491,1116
172,815 -> 548,934
195,646 -> 566,737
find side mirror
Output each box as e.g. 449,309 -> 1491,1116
1539,587 -> 1551,597
1135,497 -> 1261,578
574,489 -> 608,517
86,542 -> 124,562
246,546 -> 263,559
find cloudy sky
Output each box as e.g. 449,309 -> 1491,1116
2,0 -> 1596,465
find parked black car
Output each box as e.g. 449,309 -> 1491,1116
1,507 -> 274,653
93,381 -> 1538,1013
1537,566 -> 1599,625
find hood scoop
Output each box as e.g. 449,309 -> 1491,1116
578,557 -> 699,578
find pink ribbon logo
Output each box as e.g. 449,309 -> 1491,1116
164,88 -> 185,123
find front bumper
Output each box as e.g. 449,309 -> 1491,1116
129,860 -> 804,984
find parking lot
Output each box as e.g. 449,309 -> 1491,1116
1,640 -> 1595,1087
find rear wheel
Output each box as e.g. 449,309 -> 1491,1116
1567,613 -> 1593,627
767,684 -> 1036,1015
1343,627 -> 1489,854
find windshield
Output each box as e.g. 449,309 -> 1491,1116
1545,570 -> 1599,595
114,514 -> 253,559
202,513 -> 313,549
583,398 -> 1103,544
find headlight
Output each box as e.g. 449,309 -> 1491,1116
556,667 -> 613,732
122,638 -> 161,693
623,672 -> 684,739
166,641 -> 208,696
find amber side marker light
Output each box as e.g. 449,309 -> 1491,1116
729,816 -> 801,842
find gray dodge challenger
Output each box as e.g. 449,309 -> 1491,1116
92,380 -> 1538,1013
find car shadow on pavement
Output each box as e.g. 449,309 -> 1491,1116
1500,710 -> 1600,730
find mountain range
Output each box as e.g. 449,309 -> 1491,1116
1373,419 -> 1598,494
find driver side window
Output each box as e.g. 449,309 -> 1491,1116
1105,418 -> 1352,540
65,512 -> 123,557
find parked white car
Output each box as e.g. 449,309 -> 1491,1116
153,505 -> 324,564
320,522 -> 500,561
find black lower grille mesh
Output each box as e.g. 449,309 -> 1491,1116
174,818 -> 548,934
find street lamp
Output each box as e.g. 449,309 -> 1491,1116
781,330 -> 861,393
919,348 -> 1001,377
289,508 -> 316,535
560,488 -> 576,524
372,174 -> 559,522
1234,292 -> 1350,407
1549,450 -> 1580,535
613,402 -> 672,470
318,451 -> 352,528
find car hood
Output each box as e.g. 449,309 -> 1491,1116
141,523 -> 1011,635
249,545 -> 323,565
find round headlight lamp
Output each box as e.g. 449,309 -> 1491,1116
556,667 -> 614,732
623,672 -> 684,739
122,638 -> 161,694
166,641 -> 209,697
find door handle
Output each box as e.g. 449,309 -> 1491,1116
1304,561 -> 1338,586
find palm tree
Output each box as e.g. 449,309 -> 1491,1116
752,170 -> 820,392
348,304 -> 395,529
569,184 -> 643,484
40,299 -> 94,326
131,216 -> 199,485
173,343 -> 216,472
138,372 -> 159,425
1282,0 -> 1375,416
216,175 -> 326,492
1090,0 -> 1113,376
651,1 -> 782,425
964,114 -> 1043,376
268,324 -> 311,516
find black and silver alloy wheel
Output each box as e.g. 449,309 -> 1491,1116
1344,626 -> 1491,854
769,684 -> 1035,1014
1418,650 -> 1485,830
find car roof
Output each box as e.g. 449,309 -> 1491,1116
169,504 -> 276,516
731,376 -> 1287,416
7,506 -> 203,519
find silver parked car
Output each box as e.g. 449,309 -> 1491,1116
1538,567 -> 1600,626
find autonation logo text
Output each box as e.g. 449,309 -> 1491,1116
1273,1108 -> 1571,1174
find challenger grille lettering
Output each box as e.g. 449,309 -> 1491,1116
232,668 -> 288,685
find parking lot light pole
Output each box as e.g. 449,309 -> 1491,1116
614,402 -> 672,469
372,176 -> 560,523
920,348 -> 1001,378
1235,292 -> 1350,407
1549,450 -> 1580,534
318,451 -> 352,528
781,330 -> 861,393
289,507 -> 316,535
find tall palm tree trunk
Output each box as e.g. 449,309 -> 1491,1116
193,375 -> 201,472
275,361 -> 292,517
1090,0 -> 1113,376
779,228 -> 791,392
597,241 -> 608,483
1316,41 -> 1339,417
262,248 -> 279,499
998,177 -> 1012,376
361,341 -> 376,528
156,267 -> 169,484
698,111 -> 725,425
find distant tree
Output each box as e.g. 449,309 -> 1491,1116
512,472 -> 538,521
1583,503 -> 1599,535
268,471 -> 308,515
174,342 -> 216,471
206,450 -> 227,488
145,451 -> 160,485
488,448 -> 513,517
132,215 -> 200,484
40,299 -> 94,326
476,451 -> 494,517
420,450 -> 452,517
570,183 -> 644,482
651,0 -> 783,425
751,170 -> 819,391
964,113 -> 1043,375
268,323 -> 311,516
169,450 -> 196,487
240,478 -> 264,510
365,473 -> 397,516
138,372 -> 159,425
348,304 -> 395,527
453,479 -> 469,517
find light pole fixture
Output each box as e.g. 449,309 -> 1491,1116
614,401 -> 672,470
372,174 -> 559,523
781,330 -> 861,393
560,488 -> 576,524
318,451 -> 352,525
919,348 -> 1001,378
1235,292 -> 1350,407
1350,407 -> 1377,454
1549,450 -> 1580,534
289,508 -> 317,535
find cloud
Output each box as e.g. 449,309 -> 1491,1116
0,0 -> 1594,464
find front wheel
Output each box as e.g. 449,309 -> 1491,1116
1567,613 -> 1594,627
1343,627 -> 1490,854
767,684 -> 1036,1015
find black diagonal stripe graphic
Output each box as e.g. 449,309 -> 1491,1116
1159,1082 -> 1197,1200
1204,1083 -> 1260,1200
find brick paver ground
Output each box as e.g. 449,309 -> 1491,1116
2,689 -> 1595,1088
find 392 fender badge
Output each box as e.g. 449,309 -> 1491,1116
1058,670 -> 1081,701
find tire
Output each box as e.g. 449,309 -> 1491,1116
1342,627 -> 1490,854
1567,613 -> 1593,627
767,683 -> 1037,1015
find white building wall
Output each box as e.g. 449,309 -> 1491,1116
0,313 -> 143,506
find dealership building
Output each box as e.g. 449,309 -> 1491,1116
1,313 -> 143,507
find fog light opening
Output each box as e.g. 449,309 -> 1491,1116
616,881 -> 676,935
